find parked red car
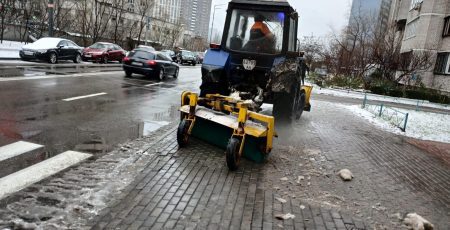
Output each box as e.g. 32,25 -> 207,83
82,42 -> 125,63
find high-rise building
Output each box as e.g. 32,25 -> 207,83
180,0 -> 212,39
348,0 -> 392,34
388,0 -> 450,92
151,0 -> 181,24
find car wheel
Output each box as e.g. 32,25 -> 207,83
103,56 -> 108,64
119,56 -> 124,63
48,52 -> 57,64
158,69 -> 165,81
192,62 -> 196,66
125,71 -> 132,78
73,53 -> 82,63
173,67 -> 179,78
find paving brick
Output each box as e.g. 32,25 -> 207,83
91,101 -> 449,230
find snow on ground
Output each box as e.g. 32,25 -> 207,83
343,104 -> 450,143
311,84 -> 449,111
0,40 -> 24,58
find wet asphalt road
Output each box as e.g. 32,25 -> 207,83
0,64 -> 201,157
0,60 -> 123,78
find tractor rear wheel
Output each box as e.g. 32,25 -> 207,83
273,83 -> 302,123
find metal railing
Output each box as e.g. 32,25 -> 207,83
362,94 -> 409,132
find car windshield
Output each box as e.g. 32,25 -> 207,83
181,51 -> 193,56
225,9 -> 285,54
128,50 -> 155,60
90,43 -> 107,49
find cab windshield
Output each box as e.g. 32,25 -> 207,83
225,9 -> 285,54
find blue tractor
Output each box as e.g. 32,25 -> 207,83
177,0 -> 312,170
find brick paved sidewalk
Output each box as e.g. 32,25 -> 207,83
92,135 -> 364,230
92,99 -> 449,229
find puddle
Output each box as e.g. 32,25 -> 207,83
142,121 -> 170,135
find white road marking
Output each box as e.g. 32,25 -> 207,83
145,82 -> 164,87
0,71 -> 123,82
62,92 -> 107,101
0,141 -> 43,162
0,150 -> 92,200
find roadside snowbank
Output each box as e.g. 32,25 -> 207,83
344,104 -> 450,143
312,85 -> 449,111
0,40 -> 24,58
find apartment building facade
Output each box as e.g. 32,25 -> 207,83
389,0 -> 450,92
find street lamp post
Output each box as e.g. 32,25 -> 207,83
209,3 -> 227,44
48,0 -> 54,37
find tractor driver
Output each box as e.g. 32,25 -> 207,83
243,15 -> 276,53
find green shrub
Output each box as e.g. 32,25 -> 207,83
388,89 -> 403,97
370,86 -> 386,95
325,75 -> 363,89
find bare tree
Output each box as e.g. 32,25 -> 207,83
53,0 -> 76,35
0,0 -> 18,43
90,0 -> 112,43
298,36 -> 325,70
371,22 -> 434,85
167,22 -> 183,49
110,0 -> 126,44
74,0 -> 92,46
136,0 -> 153,46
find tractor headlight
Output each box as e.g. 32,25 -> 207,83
201,65 -> 224,83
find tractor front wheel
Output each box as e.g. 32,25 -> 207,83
177,119 -> 190,147
226,138 -> 241,171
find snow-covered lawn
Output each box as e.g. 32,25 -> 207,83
312,84 -> 449,111
344,104 -> 450,143
0,40 -> 24,58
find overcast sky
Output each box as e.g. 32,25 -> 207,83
209,0 -> 353,39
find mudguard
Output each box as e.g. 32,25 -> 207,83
269,57 -> 301,93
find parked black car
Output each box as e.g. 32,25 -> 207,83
178,50 -> 196,66
122,49 -> 179,80
20,37 -> 83,64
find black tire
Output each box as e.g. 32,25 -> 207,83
103,56 -> 108,64
20,57 -> 31,62
125,71 -> 132,77
226,138 -> 241,171
272,83 -> 301,123
173,67 -> 179,78
48,52 -> 57,64
296,89 -> 306,119
73,53 -> 82,63
177,119 -> 190,147
158,68 -> 165,81
192,62 -> 196,66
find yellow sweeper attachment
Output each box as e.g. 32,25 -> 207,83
177,85 -> 312,171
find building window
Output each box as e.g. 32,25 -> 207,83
404,18 -> 418,39
443,16 -> 450,37
434,52 -> 450,74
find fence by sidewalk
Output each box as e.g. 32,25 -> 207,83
362,93 -> 409,132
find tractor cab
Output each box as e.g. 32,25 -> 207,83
222,0 -> 298,56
